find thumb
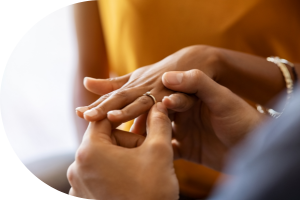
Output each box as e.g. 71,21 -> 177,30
162,69 -> 237,115
145,103 -> 172,146
84,73 -> 131,95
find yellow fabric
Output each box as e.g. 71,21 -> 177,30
98,0 -> 300,78
97,1 -> 300,196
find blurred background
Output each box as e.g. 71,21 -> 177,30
1,5 -> 78,193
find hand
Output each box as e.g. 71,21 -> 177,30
68,103 -> 179,200
164,70 -> 264,170
132,70 -> 264,171
75,45 -> 221,123
75,45 -> 289,124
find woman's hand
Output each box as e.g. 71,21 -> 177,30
76,44 -> 287,124
68,103 -> 179,200
76,45 -> 221,123
132,70 -> 264,171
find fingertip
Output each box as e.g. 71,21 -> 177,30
156,102 -> 168,115
162,96 -> 174,109
76,106 -> 89,113
76,110 -> 84,118
83,109 -> 102,121
75,106 -> 89,118
83,77 -> 95,89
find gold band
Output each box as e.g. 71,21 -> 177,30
256,56 -> 295,118
267,56 -> 293,97
143,91 -> 157,104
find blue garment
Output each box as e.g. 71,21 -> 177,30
210,90 -> 300,200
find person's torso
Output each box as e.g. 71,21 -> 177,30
98,0 -> 300,75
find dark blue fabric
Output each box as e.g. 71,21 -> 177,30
210,90 -> 300,200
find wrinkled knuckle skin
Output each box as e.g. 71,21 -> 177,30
188,69 -> 204,87
113,89 -> 128,99
89,93 -> 112,108
101,93 -> 112,101
190,69 -> 204,80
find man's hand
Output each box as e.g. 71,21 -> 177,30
131,70 -> 264,171
67,103 -> 179,200
162,70 -> 263,170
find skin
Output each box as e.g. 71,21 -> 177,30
72,2 -> 299,197
72,3 -> 223,197
68,70 -> 263,199
68,103 -> 179,200
133,69 -> 264,171
76,45 -> 299,124
73,1 -> 109,139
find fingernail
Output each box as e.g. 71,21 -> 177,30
162,96 -> 169,102
169,94 -> 180,105
84,109 -> 98,118
83,77 -> 93,87
108,110 -> 122,116
156,102 -> 167,113
76,106 -> 89,113
163,72 -> 183,85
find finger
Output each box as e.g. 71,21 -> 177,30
82,119 -> 113,144
106,89 -> 174,123
162,70 -> 233,114
75,92 -> 112,118
106,94 -> 153,124
145,103 -> 172,145
129,113 -> 148,135
162,93 -> 197,112
83,87 -> 147,121
112,129 -> 145,148
84,74 -> 131,95
75,74 -> 131,116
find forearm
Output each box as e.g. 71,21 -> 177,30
217,48 -> 294,105
73,1 -> 109,139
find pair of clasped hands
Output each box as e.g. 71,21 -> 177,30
67,46 -> 263,200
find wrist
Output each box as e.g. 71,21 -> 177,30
184,45 -> 224,81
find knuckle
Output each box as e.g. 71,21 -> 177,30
67,163 -> 77,185
187,69 -> 205,86
75,146 -> 93,166
67,165 -> 75,184
88,93 -> 112,108
101,92 -> 112,101
189,69 -> 204,80
113,89 -> 128,99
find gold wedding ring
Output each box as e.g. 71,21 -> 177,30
143,91 -> 157,104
